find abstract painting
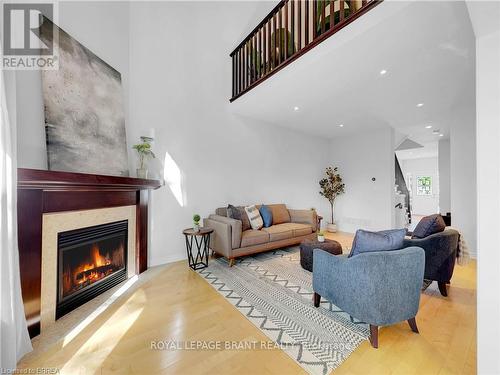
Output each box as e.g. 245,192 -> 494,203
40,16 -> 129,176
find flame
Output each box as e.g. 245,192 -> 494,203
62,242 -> 125,298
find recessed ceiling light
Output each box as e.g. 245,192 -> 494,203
293,106 -> 299,111
339,124 -> 344,128
439,134 -> 444,137
380,69 -> 387,75
425,125 -> 432,129
416,103 -> 424,107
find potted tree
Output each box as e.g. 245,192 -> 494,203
132,137 -> 155,179
319,166 -> 345,232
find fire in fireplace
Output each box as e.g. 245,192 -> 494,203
57,220 -> 128,319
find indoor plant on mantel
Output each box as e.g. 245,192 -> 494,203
319,166 -> 345,232
132,136 -> 155,179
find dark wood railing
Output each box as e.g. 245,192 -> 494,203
230,0 -> 382,101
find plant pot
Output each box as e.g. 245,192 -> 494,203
317,235 -> 325,242
326,223 -> 337,233
193,223 -> 200,232
136,168 -> 148,179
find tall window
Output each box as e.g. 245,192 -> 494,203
417,176 -> 432,196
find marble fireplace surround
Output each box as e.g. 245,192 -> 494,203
41,206 -> 137,331
17,168 -> 162,337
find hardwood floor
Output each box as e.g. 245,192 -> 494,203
19,232 -> 476,374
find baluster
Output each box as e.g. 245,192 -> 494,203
278,8 -> 282,64
321,0 -> 326,34
260,27 -> 264,78
340,0 -> 344,21
305,0 -> 309,45
297,0 -> 301,50
330,0 -> 335,29
232,54 -> 235,97
267,20 -> 271,72
362,0 -> 367,6
284,1 -> 288,60
291,0 -> 295,55
274,13 -> 278,67
313,0 -> 318,39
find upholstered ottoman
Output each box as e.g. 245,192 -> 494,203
300,238 -> 342,272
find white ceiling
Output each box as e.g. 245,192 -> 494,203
230,1 -> 475,145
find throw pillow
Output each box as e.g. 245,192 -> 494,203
412,214 -> 446,239
349,228 -> 406,257
227,204 -> 251,231
244,205 -> 264,230
268,204 -> 291,224
259,205 -> 273,227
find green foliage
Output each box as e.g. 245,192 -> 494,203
193,214 -> 201,224
319,166 -> 345,223
132,140 -> 155,169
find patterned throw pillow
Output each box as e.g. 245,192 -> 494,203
227,204 -> 251,231
244,205 -> 264,230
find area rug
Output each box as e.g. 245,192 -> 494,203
198,247 -> 369,375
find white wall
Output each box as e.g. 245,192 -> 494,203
438,139 -> 451,213
475,29 -> 500,375
128,2 -> 331,265
14,1 -> 132,170
329,127 -> 395,233
400,157 -> 439,216
450,105 -> 477,255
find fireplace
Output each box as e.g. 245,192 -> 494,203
56,220 -> 128,319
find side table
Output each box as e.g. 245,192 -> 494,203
182,227 -> 213,270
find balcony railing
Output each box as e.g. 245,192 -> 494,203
230,0 -> 381,101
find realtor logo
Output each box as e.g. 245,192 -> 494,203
2,2 -> 58,69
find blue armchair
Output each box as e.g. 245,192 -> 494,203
312,247 -> 425,348
403,229 -> 459,296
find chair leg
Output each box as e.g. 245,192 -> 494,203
369,325 -> 378,348
438,281 -> 448,297
313,292 -> 321,307
407,317 -> 419,333
228,259 -> 235,267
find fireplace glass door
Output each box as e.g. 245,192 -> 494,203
57,220 -> 128,319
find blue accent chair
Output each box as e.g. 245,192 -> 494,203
312,247 -> 425,348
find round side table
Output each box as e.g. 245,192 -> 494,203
183,227 -> 213,270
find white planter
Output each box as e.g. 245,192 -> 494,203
326,223 -> 337,233
193,223 -> 200,232
317,235 -> 325,242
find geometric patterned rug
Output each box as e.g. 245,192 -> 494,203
198,246 -> 369,375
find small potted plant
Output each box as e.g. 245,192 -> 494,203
317,230 -> 325,243
319,166 -> 345,232
193,214 -> 201,232
132,136 -> 155,179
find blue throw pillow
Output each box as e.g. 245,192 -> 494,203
412,214 -> 446,239
259,205 -> 273,227
349,228 -> 406,257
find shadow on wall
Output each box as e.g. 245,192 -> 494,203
163,151 -> 185,207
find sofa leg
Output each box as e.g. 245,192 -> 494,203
313,292 -> 321,307
407,317 -> 419,333
438,281 -> 448,297
228,259 -> 235,267
369,325 -> 378,348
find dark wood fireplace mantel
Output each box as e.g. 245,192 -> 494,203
17,168 -> 162,338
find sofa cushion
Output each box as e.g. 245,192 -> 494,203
240,230 -> 269,247
262,224 -> 294,242
227,204 -> 251,231
412,214 -> 446,239
259,205 -> 273,227
244,205 -> 264,230
268,204 -> 291,225
349,229 -> 406,257
283,223 -> 313,237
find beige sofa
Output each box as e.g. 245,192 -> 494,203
203,204 -> 317,266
